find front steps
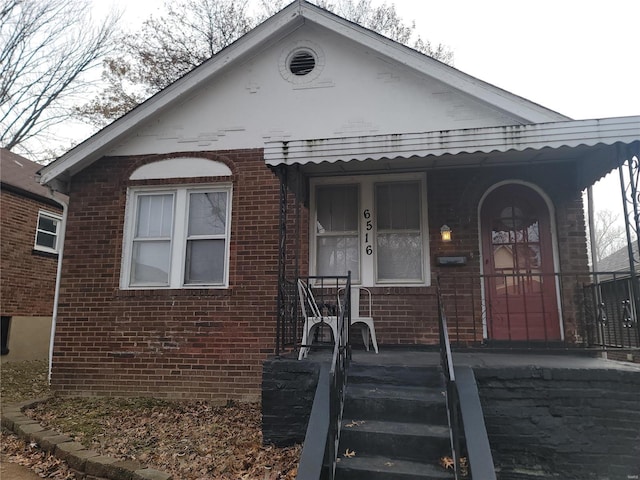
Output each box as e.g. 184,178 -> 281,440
336,364 -> 455,480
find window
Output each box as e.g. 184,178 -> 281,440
34,210 -> 62,253
315,184 -> 360,281
311,174 -> 428,286
375,182 -> 423,281
122,186 -> 232,289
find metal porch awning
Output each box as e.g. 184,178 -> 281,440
265,116 -> 640,189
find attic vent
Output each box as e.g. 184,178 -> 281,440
279,41 -> 325,85
289,50 -> 315,76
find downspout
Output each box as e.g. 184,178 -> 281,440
45,188 -> 68,384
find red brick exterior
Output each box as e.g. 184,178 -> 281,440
53,150 -> 589,400
52,150 -> 279,401
1,189 -> 61,316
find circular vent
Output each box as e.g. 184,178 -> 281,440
289,50 -> 316,76
279,42 -> 325,84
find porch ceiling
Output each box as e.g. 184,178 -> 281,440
265,116 -> 640,189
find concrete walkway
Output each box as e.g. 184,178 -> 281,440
1,455 -> 42,480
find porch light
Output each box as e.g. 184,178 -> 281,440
440,224 -> 452,242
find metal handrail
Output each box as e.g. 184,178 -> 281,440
437,281 -> 461,479
296,273 -> 351,480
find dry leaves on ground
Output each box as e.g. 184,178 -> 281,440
1,432 -> 78,479
0,360 -> 50,407
1,360 -> 300,479
26,398 -> 300,480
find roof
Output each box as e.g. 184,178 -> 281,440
598,242 -> 639,273
0,149 -> 67,203
38,0 -> 572,192
265,116 -> 640,166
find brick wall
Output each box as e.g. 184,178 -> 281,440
52,150 -> 280,401
1,189 -> 61,316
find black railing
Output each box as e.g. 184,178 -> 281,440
438,271 -> 640,350
583,272 -> 640,349
437,283 -> 462,479
276,278 -> 299,356
439,281 -> 498,479
296,274 -> 351,480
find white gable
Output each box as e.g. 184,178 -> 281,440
39,0 -> 573,190
111,22 -> 537,157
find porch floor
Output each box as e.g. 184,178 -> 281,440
300,347 -> 640,372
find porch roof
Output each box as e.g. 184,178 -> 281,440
265,115 -> 640,188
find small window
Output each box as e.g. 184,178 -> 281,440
34,211 -> 62,253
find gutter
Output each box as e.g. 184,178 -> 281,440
44,187 -> 68,384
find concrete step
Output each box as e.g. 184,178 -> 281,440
348,364 -> 444,388
335,454 -> 454,480
344,383 -> 447,425
339,419 -> 451,462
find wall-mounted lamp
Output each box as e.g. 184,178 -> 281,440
440,224 -> 452,242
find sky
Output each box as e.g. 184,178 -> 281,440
93,0 -> 639,217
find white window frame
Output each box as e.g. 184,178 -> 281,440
310,173 -> 429,287
120,184 -> 232,289
34,210 -> 62,254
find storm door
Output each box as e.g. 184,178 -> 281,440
480,184 -> 561,341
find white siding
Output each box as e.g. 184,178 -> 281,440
109,23 -> 520,157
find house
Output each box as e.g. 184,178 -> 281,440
37,1 -> 640,402
0,148 -> 66,362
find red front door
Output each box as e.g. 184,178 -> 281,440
481,184 -> 561,341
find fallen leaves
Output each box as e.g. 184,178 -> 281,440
439,455 -> 470,477
440,456 -> 455,469
343,448 -> 356,458
344,420 -> 365,428
0,359 -> 50,407
1,431 -> 78,479
1,360 -> 300,480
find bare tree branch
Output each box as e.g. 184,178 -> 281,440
594,209 -> 626,262
0,0 -> 120,158
77,0 -> 454,128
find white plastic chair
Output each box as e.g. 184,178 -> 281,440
348,287 -> 379,353
297,279 -> 338,360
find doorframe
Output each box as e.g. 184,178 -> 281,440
476,180 -> 565,341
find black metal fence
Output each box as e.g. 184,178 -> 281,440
583,272 -> 640,349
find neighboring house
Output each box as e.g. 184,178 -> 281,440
0,149 -> 66,362
37,1 -> 640,401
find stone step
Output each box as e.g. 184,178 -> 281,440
339,419 -> 451,462
344,383 -> 447,425
335,454 -> 454,480
348,364 -> 444,388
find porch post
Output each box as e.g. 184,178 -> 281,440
618,146 -> 640,326
276,166 -> 288,357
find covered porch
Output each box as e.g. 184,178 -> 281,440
267,116 -> 640,357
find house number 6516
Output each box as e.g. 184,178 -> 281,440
363,209 -> 373,255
